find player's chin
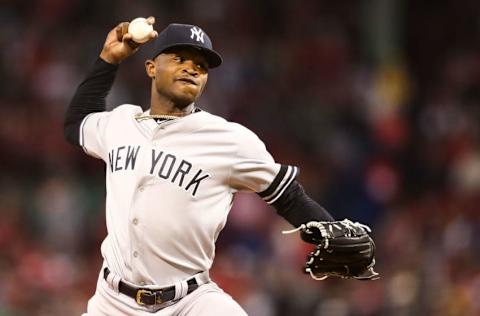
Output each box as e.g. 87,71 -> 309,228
171,90 -> 200,108
172,87 -> 201,106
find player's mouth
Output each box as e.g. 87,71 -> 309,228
176,77 -> 198,86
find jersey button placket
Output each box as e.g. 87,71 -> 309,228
153,123 -> 170,139
130,181 -> 148,281
131,219 -> 140,260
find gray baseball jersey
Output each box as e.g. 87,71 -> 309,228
80,104 -> 297,287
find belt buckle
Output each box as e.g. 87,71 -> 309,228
136,289 -> 163,305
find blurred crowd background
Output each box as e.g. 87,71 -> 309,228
1,0 -> 480,315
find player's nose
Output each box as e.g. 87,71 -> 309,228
182,61 -> 200,77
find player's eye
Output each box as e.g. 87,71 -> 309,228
197,63 -> 208,71
174,56 -> 184,63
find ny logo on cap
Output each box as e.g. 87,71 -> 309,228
190,26 -> 205,43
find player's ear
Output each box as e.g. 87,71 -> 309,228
145,59 -> 155,79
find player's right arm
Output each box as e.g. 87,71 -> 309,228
64,18 -> 157,147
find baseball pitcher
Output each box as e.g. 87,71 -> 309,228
64,16 -> 378,316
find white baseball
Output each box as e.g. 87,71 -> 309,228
128,17 -> 154,43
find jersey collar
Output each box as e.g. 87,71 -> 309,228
134,105 -> 203,138
136,109 -> 159,132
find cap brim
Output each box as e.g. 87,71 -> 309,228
155,44 -> 223,68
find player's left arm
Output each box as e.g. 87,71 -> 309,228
260,177 -> 334,227
229,125 -> 378,279
234,127 -> 379,280
254,153 -> 379,281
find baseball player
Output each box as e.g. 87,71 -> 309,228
64,17 -> 376,316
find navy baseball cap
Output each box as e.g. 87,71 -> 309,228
152,23 -> 222,68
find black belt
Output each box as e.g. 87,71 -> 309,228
103,268 -> 199,306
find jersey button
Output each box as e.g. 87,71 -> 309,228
133,218 -> 139,225
139,186 -> 144,192
133,251 -> 139,258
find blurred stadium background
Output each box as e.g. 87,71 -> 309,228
1,0 -> 480,315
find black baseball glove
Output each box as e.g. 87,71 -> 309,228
283,219 -> 379,280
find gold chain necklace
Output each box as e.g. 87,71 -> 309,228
135,108 -> 196,121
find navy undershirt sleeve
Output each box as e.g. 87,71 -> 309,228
270,180 -> 335,227
64,58 -> 118,145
